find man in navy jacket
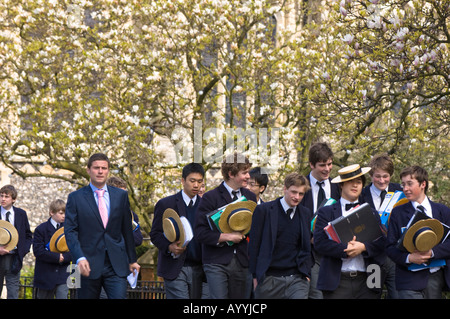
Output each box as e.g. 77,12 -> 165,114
65,153 -> 139,299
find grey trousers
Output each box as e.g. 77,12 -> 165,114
397,269 -> 445,299
254,274 -> 310,299
203,256 -> 249,299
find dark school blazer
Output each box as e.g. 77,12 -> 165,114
4,207 -> 32,274
33,218 -> 72,290
194,182 -> 257,267
249,197 -> 312,284
301,175 -> 341,213
313,202 -> 386,291
360,182 -> 403,210
150,191 -> 202,280
386,200 -> 450,291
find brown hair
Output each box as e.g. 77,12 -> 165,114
0,185 -> 18,200
221,152 -> 252,181
284,173 -> 311,191
400,165 -> 429,193
369,154 -> 394,176
87,153 -> 110,168
107,176 -> 127,189
309,142 -> 333,166
49,199 -> 66,214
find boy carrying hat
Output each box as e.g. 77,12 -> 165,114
386,165 -> 450,299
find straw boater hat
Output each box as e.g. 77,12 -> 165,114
403,219 -> 444,253
219,201 -> 257,235
163,208 -> 186,245
331,164 -> 371,183
0,220 -> 18,251
49,227 -> 69,253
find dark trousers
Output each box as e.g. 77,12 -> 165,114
322,271 -> 381,299
164,264 -> 204,299
78,253 -> 127,299
397,269 -> 445,299
203,255 -> 249,299
255,274 -> 309,299
0,254 -> 20,299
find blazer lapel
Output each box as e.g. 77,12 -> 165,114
175,191 -> 186,217
82,186 -> 104,227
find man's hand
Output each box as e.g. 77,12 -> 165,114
78,259 -> 91,277
129,262 -> 140,274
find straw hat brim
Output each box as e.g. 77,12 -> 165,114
163,208 -> 186,246
49,227 -> 69,253
219,201 -> 256,234
403,219 -> 444,253
331,165 -> 371,183
0,220 -> 18,251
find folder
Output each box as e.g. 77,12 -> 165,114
324,203 -> 383,243
378,191 -> 407,227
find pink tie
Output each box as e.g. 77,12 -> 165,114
95,189 -> 108,228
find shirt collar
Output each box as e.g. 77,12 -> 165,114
370,183 -> 387,197
89,183 -> 108,193
223,181 -> 240,199
181,190 -> 197,207
280,197 -> 295,214
412,196 -> 432,217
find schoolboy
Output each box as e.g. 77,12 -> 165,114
246,167 -> 269,204
386,166 -> 450,299
249,173 -> 312,298
195,152 -> 257,299
33,199 -> 72,299
314,164 -> 386,299
0,185 -> 32,299
150,163 -> 205,299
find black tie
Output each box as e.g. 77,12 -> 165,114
317,181 -> 325,206
5,211 -> 10,223
380,190 -> 387,203
188,199 -> 193,208
231,191 -> 238,201
345,203 -> 359,211
286,208 -> 294,219
56,223 -> 61,229
417,205 -> 425,214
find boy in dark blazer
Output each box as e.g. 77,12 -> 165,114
65,153 -> 139,299
386,165 -> 450,299
33,199 -> 72,299
195,152 -> 256,299
360,154 -> 402,210
246,167 -> 269,205
249,173 -> 312,299
360,153 -> 402,299
150,163 -> 205,299
301,142 -> 340,299
314,164 -> 386,299
0,184 -> 32,299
